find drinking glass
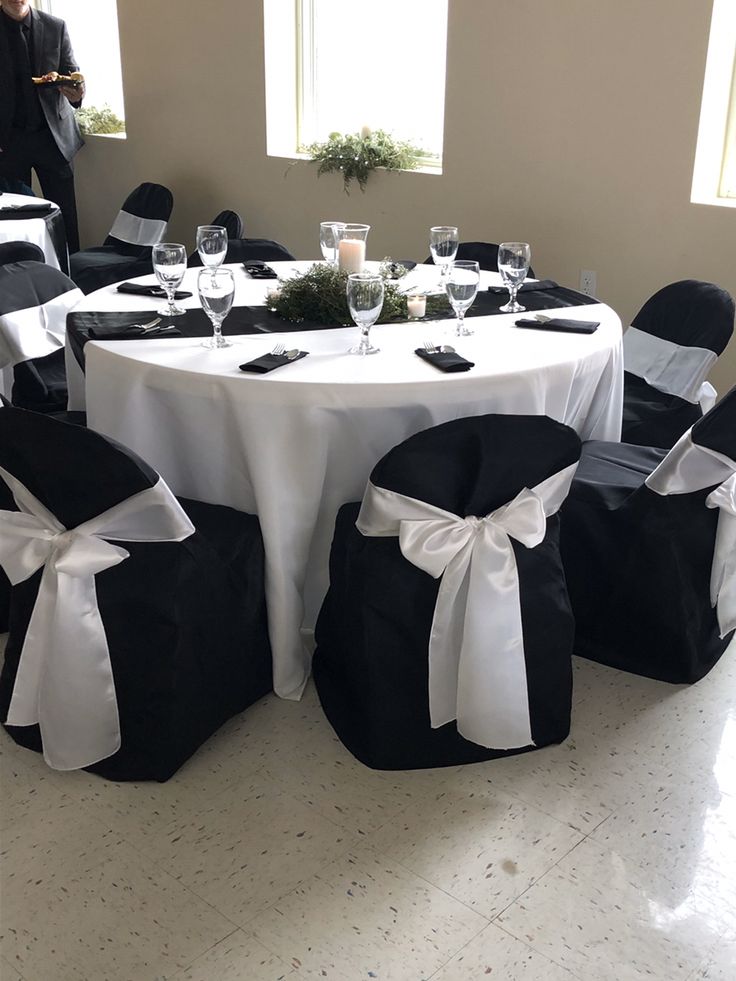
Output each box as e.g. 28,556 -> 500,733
337,223 -> 370,274
152,242 -> 187,316
346,272 -> 384,355
498,242 -> 531,313
196,225 -> 228,273
198,267 -> 235,349
445,259 -> 480,336
429,225 -> 459,287
319,221 -> 345,266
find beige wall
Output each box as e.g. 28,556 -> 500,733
75,0 -> 736,394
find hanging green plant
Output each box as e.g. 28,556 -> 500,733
268,264 -> 449,326
305,129 -> 425,194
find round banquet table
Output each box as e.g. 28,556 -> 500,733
71,261 -> 623,699
0,192 -> 68,272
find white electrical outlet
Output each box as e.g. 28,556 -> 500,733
580,270 -> 597,296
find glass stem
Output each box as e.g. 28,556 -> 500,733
457,311 -> 465,335
166,285 -> 175,311
510,285 -> 518,307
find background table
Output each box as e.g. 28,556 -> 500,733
73,262 -> 623,699
0,193 -> 69,274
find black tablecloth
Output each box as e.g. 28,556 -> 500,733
67,285 -> 597,373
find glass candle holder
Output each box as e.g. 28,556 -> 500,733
337,223 -> 370,274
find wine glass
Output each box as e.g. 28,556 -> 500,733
429,225 -> 459,288
319,221 -> 345,266
498,242 -> 531,313
152,243 -> 187,316
346,272 -> 384,355
196,225 -> 228,273
445,259 -> 480,336
198,267 -> 234,349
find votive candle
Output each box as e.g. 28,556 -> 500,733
407,294 -> 426,319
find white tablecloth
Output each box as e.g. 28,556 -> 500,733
0,193 -> 63,270
74,262 -> 623,698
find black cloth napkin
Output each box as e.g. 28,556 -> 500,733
239,351 -> 308,373
0,203 -> 54,219
243,261 -> 279,279
88,323 -> 182,340
515,317 -> 599,334
116,282 -> 193,299
415,348 -> 474,372
487,278 -> 559,294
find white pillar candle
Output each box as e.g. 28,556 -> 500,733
407,294 -> 426,319
338,238 -> 366,274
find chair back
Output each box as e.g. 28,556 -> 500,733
0,242 -> 45,266
224,238 -> 296,263
423,241 -> 537,278
0,262 -> 81,371
187,210 -> 245,266
0,178 -> 36,196
104,182 -> 174,257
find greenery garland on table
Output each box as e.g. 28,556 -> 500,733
269,264 -> 449,326
306,129 -> 425,194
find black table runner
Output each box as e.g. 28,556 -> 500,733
68,285 -> 596,373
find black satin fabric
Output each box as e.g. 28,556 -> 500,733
691,383 -> 736,459
621,281 -> 735,449
313,414 -> 581,770
0,261 -> 78,412
560,425 -> 735,684
0,406 -> 272,781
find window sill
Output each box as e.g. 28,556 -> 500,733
690,194 -> 736,209
82,131 -> 127,140
273,151 -> 443,176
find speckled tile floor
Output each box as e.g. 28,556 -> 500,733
1,637 -> 736,981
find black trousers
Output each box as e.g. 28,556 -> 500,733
0,126 -> 80,254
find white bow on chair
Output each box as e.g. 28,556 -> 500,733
356,463 -> 577,750
0,464 -> 194,770
647,432 -> 736,637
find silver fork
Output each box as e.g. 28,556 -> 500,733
423,340 -> 437,353
271,342 -> 286,356
128,317 -> 161,333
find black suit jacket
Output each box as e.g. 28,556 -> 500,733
0,7 -> 85,161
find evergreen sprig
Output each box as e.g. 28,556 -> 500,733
270,264 -> 449,326
306,130 -> 424,193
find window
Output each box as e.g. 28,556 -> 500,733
265,0 -> 448,169
35,0 -> 126,137
691,0 -> 736,207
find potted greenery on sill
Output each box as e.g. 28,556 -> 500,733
306,128 -> 425,194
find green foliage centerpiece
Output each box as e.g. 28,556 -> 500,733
269,264 -> 448,326
306,129 -> 425,194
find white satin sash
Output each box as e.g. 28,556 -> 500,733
646,431 -> 736,637
356,463 -> 577,750
0,466 -> 195,770
0,287 -> 82,369
623,326 -> 718,409
109,210 -> 167,247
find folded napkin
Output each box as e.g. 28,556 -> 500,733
487,279 -> 559,294
415,348 -> 474,372
515,318 -> 599,334
116,282 -> 193,299
0,203 -> 53,218
88,323 -> 182,340
243,261 -> 279,279
239,351 -> 308,373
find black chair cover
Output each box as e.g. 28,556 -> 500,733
0,242 -> 45,266
560,386 -> 736,684
0,178 -> 36,196
69,182 -> 174,294
313,414 -> 581,770
0,261 -> 80,413
187,210 -> 246,266
422,241 -> 537,278
0,407 -> 272,781
225,238 -> 296,263
622,280 -> 735,449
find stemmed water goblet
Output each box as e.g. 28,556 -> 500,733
319,221 -> 345,266
498,242 -> 531,313
346,272 -> 384,355
198,267 -> 235,349
445,259 -> 480,336
429,225 -> 459,289
152,242 -> 187,317
196,225 -> 228,275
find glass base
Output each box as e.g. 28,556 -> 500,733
201,335 -> 232,349
158,302 -> 186,317
499,298 -> 526,314
348,342 -> 380,355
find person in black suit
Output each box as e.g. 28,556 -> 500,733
0,0 -> 85,252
